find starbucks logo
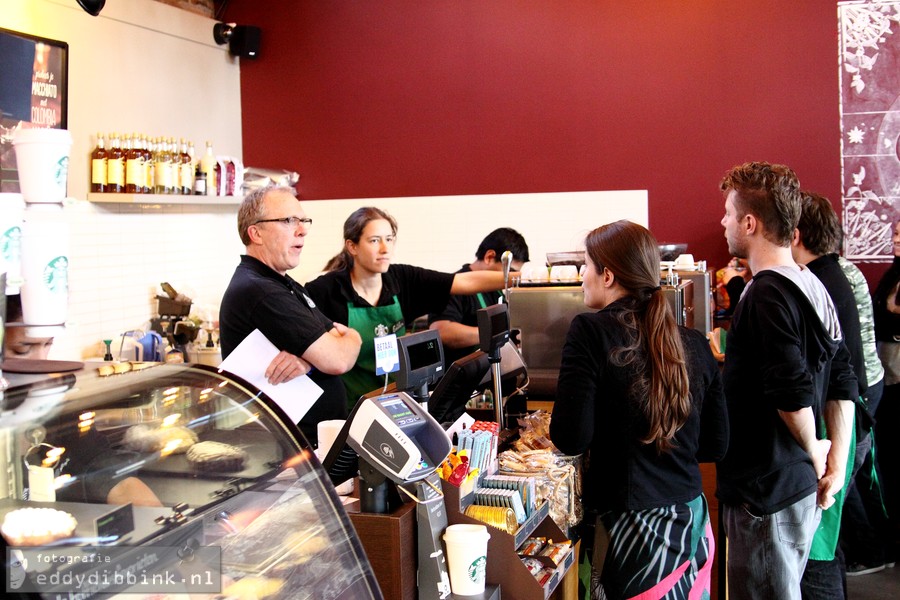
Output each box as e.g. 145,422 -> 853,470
467,555 -> 486,582
55,156 -> 70,190
2,226 -> 22,260
42,256 -> 69,293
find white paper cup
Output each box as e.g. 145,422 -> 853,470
316,420 -> 355,495
443,524 -> 490,595
674,253 -> 695,267
12,128 -> 73,203
20,205 -> 69,337
520,261 -> 549,283
550,265 -> 579,281
0,193 -> 25,294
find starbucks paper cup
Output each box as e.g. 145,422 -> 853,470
0,193 -> 25,294
12,128 -> 73,203
443,524 -> 490,595
20,205 -> 69,337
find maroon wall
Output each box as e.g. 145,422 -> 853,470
224,0 -> 888,283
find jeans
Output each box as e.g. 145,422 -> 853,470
724,492 -> 821,600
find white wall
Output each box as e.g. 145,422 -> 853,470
3,0 -> 244,359
290,191 -> 649,285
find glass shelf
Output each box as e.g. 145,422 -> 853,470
87,193 -> 242,205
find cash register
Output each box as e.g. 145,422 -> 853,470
323,330 -> 454,600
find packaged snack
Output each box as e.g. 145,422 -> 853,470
535,567 -> 554,586
539,541 -> 572,565
519,536 -> 547,556
520,557 -> 544,576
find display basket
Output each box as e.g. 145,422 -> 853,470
156,295 -> 191,317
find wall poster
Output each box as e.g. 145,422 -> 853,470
0,27 -> 69,193
839,1 -> 900,262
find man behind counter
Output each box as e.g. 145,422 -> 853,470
428,227 -> 529,368
219,185 -> 362,446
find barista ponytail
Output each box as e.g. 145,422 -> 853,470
584,220 -> 691,453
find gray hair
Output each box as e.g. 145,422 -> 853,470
237,185 -> 298,246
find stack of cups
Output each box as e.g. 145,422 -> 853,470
0,193 -> 25,295
12,127 -> 73,338
443,524 -> 490,595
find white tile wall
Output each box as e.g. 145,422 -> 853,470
290,190 -> 650,285
47,199 -> 243,359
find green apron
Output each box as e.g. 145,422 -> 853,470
808,411 -> 857,561
344,296 -> 405,408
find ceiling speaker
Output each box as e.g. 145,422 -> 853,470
229,25 -> 261,60
76,0 -> 105,16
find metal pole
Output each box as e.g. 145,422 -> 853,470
492,360 -> 503,427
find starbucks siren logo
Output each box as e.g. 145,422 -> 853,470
2,225 -> 22,261
42,256 -> 69,293
467,555 -> 486,583
55,156 -> 70,191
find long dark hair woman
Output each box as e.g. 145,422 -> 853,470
549,220 -> 728,599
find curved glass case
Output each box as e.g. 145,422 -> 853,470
0,363 -> 382,599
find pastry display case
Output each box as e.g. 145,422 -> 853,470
0,362 -> 382,599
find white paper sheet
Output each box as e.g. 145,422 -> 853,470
218,329 -> 324,424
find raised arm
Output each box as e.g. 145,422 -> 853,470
429,320 -> 480,349
450,270 -> 510,295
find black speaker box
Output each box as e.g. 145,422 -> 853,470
229,25 -> 261,60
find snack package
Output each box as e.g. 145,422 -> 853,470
498,448 -> 582,531
539,541 -> 572,565
518,537 -> 547,556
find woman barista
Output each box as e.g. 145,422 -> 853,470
305,207 -> 510,406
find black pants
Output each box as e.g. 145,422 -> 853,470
841,379 -> 889,566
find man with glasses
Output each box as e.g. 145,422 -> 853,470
220,185 -> 362,445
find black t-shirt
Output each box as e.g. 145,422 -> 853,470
305,264 -> 455,326
219,255 -> 349,444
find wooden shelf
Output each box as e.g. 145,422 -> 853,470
444,481 -> 575,600
87,192 -> 242,205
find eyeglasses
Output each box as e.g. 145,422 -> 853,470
253,216 -> 313,228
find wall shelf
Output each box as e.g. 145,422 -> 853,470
87,193 -> 242,205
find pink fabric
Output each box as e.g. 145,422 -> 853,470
688,521 -> 715,600
628,520 -> 715,600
